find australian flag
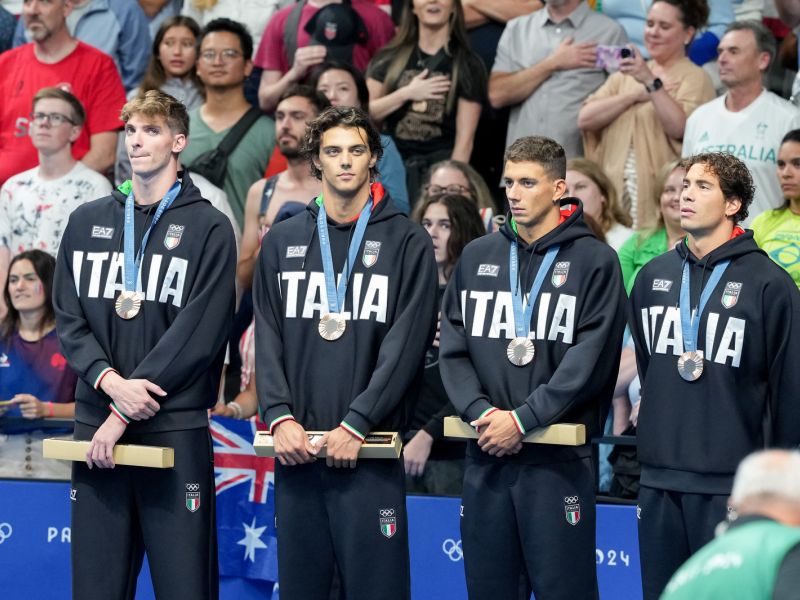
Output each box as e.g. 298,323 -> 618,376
212,416 -> 278,583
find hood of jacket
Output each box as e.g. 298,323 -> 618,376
499,197 -> 596,253
113,171 -> 209,213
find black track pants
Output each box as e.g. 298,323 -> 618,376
274,458 -> 410,600
71,423 -> 218,600
460,456 -> 598,600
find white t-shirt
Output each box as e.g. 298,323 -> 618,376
0,161 -> 112,256
189,172 -> 242,253
606,222 -> 634,253
182,0 -> 280,53
682,90 -> 800,224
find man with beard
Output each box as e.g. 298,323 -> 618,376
237,85 -> 330,290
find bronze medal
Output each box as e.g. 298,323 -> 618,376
411,100 -> 428,113
319,313 -> 346,341
507,337 -> 535,367
677,350 -> 704,382
115,291 -> 143,319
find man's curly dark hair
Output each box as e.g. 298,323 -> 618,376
301,106 -> 383,181
682,152 -> 755,224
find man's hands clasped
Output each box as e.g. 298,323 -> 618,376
85,372 -> 166,469
272,420 -> 363,469
471,410 -> 523,457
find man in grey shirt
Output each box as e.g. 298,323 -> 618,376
489,0 -> 626,157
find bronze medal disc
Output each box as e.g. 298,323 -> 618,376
319,313 -> 346,341
411,100 -> 428,113
115,291 -> 143,319
677,350 -> 704,382
507,337 -> 535,367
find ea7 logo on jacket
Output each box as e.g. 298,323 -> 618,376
91,226 -> 114,239
280,271 -> 388,323
71,251 -> 187,308
638,306 -> 745,367
460,290 -> 576,343
477,264 -> 499,277
652,279 -> 673,292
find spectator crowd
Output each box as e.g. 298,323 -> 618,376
3,0 -> 800,596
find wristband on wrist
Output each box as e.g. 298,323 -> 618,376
47,401 -> 54,418
109,402 -> 131,425
228,401 -> 243,419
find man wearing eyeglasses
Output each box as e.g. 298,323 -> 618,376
0,86 -> 112,315
180,18 -> 276,230
0,0 -> 126,187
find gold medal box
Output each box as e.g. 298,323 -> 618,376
42,419 -> 584,468
443,417 -> 586,446
42,438 -> 174,468
253,431 -> 402,459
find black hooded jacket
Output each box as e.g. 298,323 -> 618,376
629,230 -> 800,494
53,173 -> 237,432
439,198 -> 626,464
253,185 -> 438,439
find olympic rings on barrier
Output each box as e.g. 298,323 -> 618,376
442,538 -> 463,562
0,523 -> 13,544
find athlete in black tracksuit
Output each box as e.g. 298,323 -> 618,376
629,229 -> 800,599
440,197 -> 626,599
253,183 -> 438,599
53,172 -> 236,599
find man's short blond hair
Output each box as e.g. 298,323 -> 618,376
121,90 -> 189,136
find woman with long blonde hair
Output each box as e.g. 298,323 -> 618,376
617,160 -> 686,293
566,157 -> 633,251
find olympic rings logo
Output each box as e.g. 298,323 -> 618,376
186,483 -> 200,492
442,538 -> 463,562
379,509 -> 395,518
0,523 -> 12,544
564,496 -> 579,504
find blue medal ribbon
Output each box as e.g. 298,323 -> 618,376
123,180 -> 181,292
679,259 -> 730,352
316,198 -> 373,314
509,241 -> 560,339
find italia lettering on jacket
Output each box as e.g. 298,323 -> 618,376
639,306 -> 745,367
71,251 -> 187,307
459,290 -> 576,342
280,271 -> 388,323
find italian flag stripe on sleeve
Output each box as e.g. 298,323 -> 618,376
109,402 -> 130,425
269,414 -> 295,434
479,407 -> 499,419
510,410 -> 526,435
340,421 -> 366,442
94,367 -> 116,390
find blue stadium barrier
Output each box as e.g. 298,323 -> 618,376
0,479 -> 641,599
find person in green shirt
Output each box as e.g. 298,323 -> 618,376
618,159 -> 686,294
752,129 -> 800,288
662,449 -> 800,600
